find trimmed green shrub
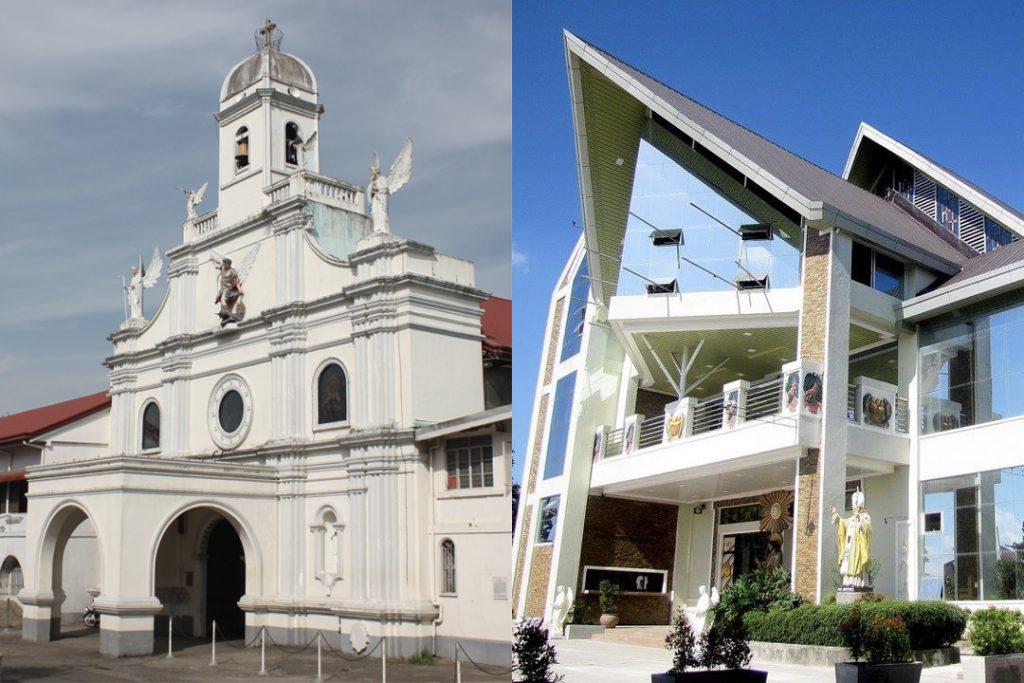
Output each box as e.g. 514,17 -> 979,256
665,608 -> 700,673
712,566 -> 804,623
743,600 -> 967,650
700,614 -> 752,670
513,619 -> 563,683
598,579 -> 620,615
970,608 -> 1024,656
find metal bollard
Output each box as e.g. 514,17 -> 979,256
382,637 -> 387,683
259,627 -> 267,675
210,619 -> 217,666
455,644 -> 462,683
166,615 -> 173,658
316,632 -> 323,681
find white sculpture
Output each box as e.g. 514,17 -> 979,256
692,584 -> 720,635
550,584 -> 573,635
122,247 -> 163,321
368,138 -> 412,233
295,131 -> 318,170
830,489 -> 873,589
178,181 -> 209,220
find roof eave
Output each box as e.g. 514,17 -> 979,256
900,259 -> 1024,323
807,201 -> 960,276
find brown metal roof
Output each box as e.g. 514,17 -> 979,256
582,39 -> 973,268
939,240 -> 1024,287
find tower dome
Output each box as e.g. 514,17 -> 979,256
219,19 -> 318,103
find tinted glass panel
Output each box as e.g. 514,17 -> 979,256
543,373 -> 577,480
851,242 -> 872,286
560,258 -> 589,361
219,390 -> 244,434
317,364 -> 347,424
142,402 -> 160,450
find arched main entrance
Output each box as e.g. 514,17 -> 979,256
152,507 -> 248,639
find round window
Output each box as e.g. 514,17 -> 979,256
208,375 -> 253,450
218,390 -> 244,433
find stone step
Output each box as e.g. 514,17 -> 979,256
591,625 -> 670,649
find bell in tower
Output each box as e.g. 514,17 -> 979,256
214,19 -> 323,229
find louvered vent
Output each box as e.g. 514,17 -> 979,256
913,171 -> 936,219
959,201 -> 986,254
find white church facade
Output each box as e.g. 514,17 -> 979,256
5,22 -> 511,664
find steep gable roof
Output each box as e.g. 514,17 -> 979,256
566,32 -> 973,299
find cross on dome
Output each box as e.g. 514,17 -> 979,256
255,18 -> 282,51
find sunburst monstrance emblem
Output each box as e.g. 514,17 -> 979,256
759,490 -> 794,533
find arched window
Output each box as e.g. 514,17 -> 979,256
317,363 -> 348,425
285,122 -> 300,166
440,539 -> 456,595
142,401 -> 160,451
235,126 -> 249,170
0,556 -> 22,602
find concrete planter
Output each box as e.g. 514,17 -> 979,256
748,642 -> 958,668
564,624 -> 604,640
961,653 -> 1024,682
651,670 -> 767,683
599,614 -> 619,628
834,662 -> 922,683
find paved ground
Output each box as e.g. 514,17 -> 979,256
0,629 -> 506,682
552,639 -> 967,682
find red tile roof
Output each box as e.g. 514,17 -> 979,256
0,391 -> 110,445
481,296 -> 511,358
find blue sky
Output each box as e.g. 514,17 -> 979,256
511,2 -> 1024,482
1,1 -> 510,415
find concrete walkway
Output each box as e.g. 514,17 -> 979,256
551,638 -> 966,682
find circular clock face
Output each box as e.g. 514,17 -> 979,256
770,502 -> 782,520
209,375 -> 252,449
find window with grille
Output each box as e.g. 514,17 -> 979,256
440,539 -> 456,594
445,436 -> 494,490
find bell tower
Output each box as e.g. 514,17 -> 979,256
214,19 -> 323,228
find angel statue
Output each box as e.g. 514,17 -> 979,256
122,248 -> 163,321
178,181 -> 209,220
209,243 -> 261,327
295,131 -> 317,170
368,137 -> 412,234
830,489 -> 873,589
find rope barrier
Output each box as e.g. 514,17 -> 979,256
320,632 -> 385,661
263,627 -> 322,657
455,642 -> 513,677
213,621 -> 263,649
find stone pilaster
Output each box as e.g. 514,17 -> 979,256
512,505 -> 534,616
524,545 -> 553,619
526,394 -> 550,495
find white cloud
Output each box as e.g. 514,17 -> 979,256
512,245 -> 529,272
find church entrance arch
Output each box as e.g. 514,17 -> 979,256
35,503 -> 102,639
152,505 -> 252,639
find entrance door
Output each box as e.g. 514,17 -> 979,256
206,519 -> 245,638
719,531 -> 769,589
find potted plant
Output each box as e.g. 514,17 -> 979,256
962,607 -> 1024,682
653,608 -> 767,682
834,605 -> 921,683
598,579 -> 621,628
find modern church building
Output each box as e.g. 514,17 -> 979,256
513,31 -> 1024,626
0,22 -> 511,664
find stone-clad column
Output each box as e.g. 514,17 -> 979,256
792,228 -> 851,601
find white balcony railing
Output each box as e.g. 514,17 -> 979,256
597,370 -> 908,462
264,171 -> 362,211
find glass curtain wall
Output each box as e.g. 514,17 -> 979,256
922,467 -> 1024,600
617,124 -> 800,296
919,298 -> 1024,434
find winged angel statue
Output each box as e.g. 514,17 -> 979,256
123,247 -> 164,321
368,138 -> 412,233
209,243 -> 262,327
178,181 -> 209,220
